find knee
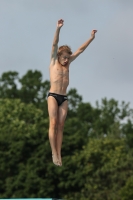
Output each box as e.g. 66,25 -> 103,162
49,120 -> 58,130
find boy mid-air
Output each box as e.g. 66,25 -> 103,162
47,19 -> 97,166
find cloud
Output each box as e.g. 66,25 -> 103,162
92,6 -> 133,84
0,0 -> 133,107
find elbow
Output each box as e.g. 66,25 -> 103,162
52,43 -> 58,47
78,47 -> 83,52
79,49 -> 84,53
53,40 -> 58,46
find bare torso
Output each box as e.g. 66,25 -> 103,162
49,60 -> 70,95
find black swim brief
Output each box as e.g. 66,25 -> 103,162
48,92 -> 68,106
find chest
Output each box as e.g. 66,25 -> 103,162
52,65 -> 69,76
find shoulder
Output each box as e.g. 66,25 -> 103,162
69,54 -> 76,63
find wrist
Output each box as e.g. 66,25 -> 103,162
90,35 -> 95,40
57,27 -> 61,30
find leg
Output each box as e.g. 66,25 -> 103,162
47,96 -> 60,166
56,100 -> 68,166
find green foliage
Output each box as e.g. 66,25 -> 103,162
0,70 -> 50,118
67,88 -> 82,110
0,71 -> 83,119
0,70 -> 133,199
19,70 -> 50,104
122,119 -> 133,148
0,71 -> 19,98
119,175 -> 133,200
0,99 -> 92,198
63,138 -> 133,200
0,99 -> 51,197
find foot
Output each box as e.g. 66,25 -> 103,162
58,154 -> 62,166
52,153 -> 60,166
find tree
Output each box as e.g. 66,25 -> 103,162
0,70 -> 50,118
19,70 -> 50,105
67,88 -> 82,117
0,71 -> 19,99
0,70 -> 133,198
119,176 -> 133,200
0,99 -> 90,198
0,70 -> 50,103
122,119 -> 133,149
0,99 -> 54,198
0,71 -> 83,119
62,137 -> 133,200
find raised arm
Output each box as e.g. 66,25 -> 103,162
50,19 -> 64,64
70,30 -> 97,62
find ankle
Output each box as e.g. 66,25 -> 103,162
52,151 -> 57,155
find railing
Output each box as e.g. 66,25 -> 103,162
0,199 -> 63,200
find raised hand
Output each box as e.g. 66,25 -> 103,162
91,30 -> 97,38
57,19 -> 64,28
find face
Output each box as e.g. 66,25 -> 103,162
58,52 -> 70,66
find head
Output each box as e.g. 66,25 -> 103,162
57,45 -> 72,66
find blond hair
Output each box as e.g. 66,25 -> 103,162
57,45 -> 72,56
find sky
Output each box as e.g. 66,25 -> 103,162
0,0 -> 133,107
